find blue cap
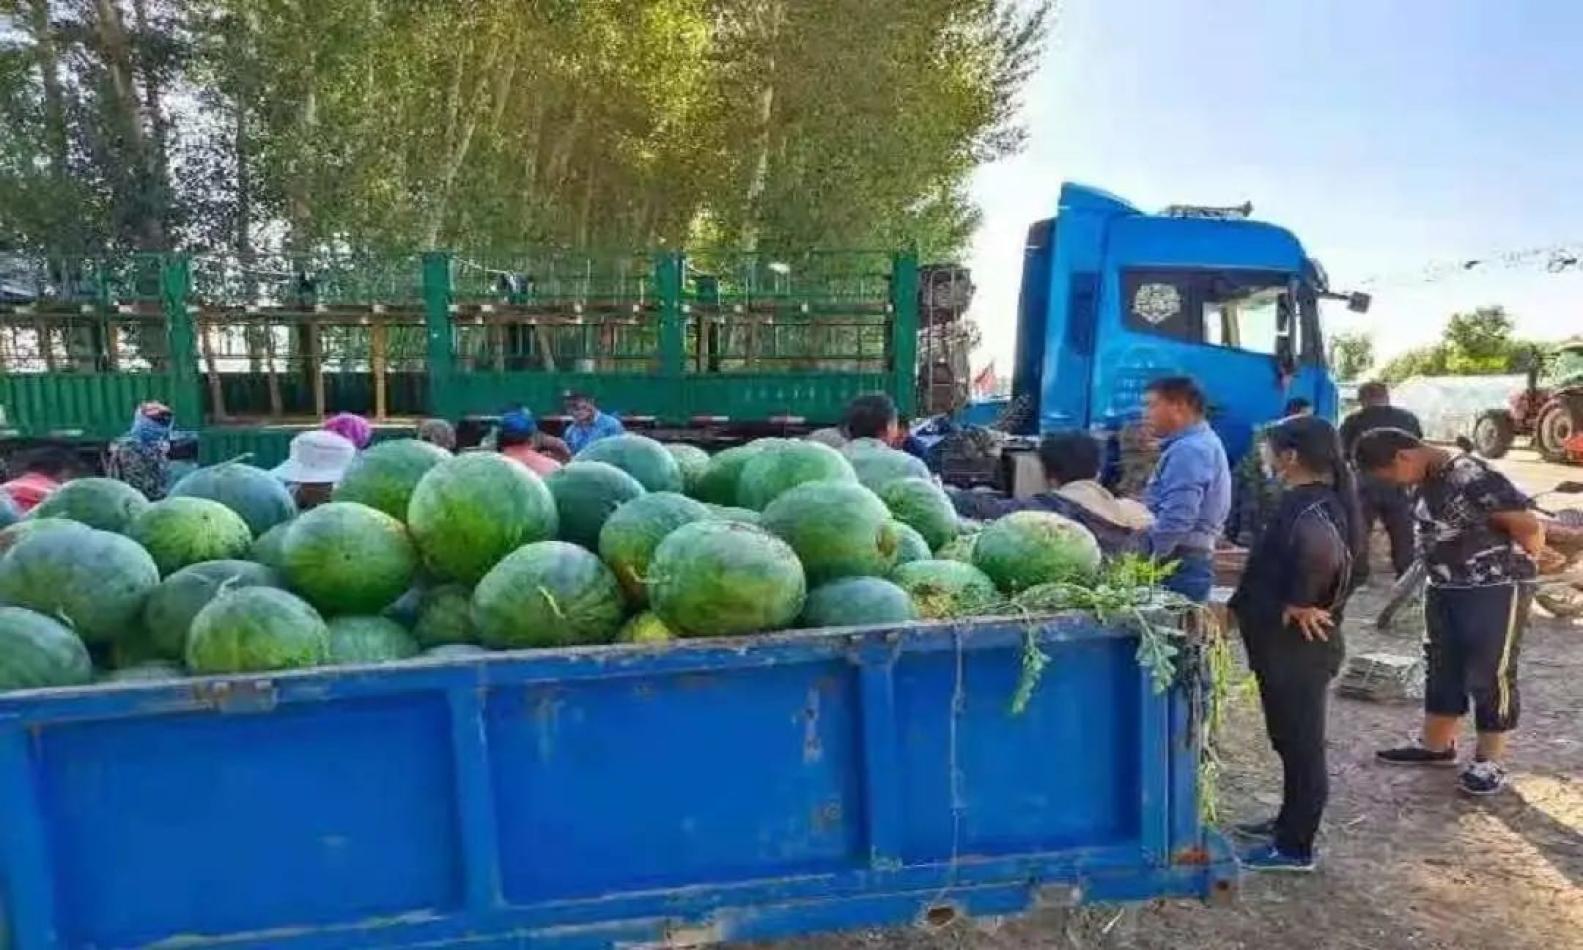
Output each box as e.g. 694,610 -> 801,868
499,409 -> 537,436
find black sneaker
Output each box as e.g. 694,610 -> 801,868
1459,760 -> 1508,796
1376,743 -> 1458,767
1240,843 -> 1317,873
1230,817 -> 1278,840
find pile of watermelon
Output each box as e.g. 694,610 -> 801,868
0,432 -> 1103,694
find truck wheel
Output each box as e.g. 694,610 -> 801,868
1534,400 -> 1577,463
1471,410 -> 1515,459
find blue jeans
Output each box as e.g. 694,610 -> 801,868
1165,552 -> 1214,604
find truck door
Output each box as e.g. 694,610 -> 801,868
1106,268 -> 1318,462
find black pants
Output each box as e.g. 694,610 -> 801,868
1424,583 -> 1531,733
1245,630 -> 1343,860
1359,479 -> 1414,578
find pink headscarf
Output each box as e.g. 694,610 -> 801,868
323,412 -> 373,450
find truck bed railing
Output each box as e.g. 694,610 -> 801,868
0,248 -> 923,434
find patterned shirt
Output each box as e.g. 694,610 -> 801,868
105,438 -> 170,501
1416,455 -> 1534,587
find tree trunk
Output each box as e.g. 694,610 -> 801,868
739,0 -> 786,252
24,0 -> 71,189
286,80 -> 317,251
129,0 -> 171,190
90,0 -> 166,249
423,33 -> 515,246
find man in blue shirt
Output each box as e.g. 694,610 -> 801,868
563,391 -> 625,455
1141,376 -> 1232,602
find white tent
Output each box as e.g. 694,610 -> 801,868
1390,374 -> 1524,443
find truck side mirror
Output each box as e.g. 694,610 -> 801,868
1347,292 -> 1371,314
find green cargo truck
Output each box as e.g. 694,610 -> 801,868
0,249 -> 955,469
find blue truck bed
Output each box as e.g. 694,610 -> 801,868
0,616 -> 1236,949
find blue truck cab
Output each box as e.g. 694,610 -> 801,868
1008,183 -> 1366,463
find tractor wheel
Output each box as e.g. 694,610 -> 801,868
1471,410 -> 1516,459
1534,399 -> 1578,463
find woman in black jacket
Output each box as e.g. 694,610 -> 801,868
1228,415 -> 1363,872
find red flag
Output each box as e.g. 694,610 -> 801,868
971,361 -> 997,396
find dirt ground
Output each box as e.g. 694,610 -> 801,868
759,451 -> 1583,950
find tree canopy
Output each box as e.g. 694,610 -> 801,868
1376,306 -> 1541,384
0,0 -> 1050,259
1327,330 -> 1374,382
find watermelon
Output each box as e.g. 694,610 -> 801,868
891,559 -> 1000,619
617,611 -> 674,644
408,453 -> 559,584
281,502 -> 417,615
577,434 -> 684,493
598,492 -> 713,604
693,443 -> 765,504
383,585 -> 424,627
800,576 -> 919,628
129,497 -> 254,576
185,587 -> 329,674
877,477 -> 958,551
649,521 -> 805,637
169,462 -> 297,537
760,480 -> 900,584
893,522 -> 932,565
0,522 -> 160,644
707,504 -> 760,525
29,477 -> 148,532
412,584 -> 478,648
325,615 -> 420,665
249,521 -> 292,570
0,517 -> 80,558
0,605 -> 93,691
332,439 -> 451,521
472,541 -> 626,649
0,492 -> 19,529
424,644 -> 488,660
665,443 -> 711,496
107,620 -> 164,670
736,441 -> 856,510
104,661 -> 184,683
143,560 -> 283,661
935,532 -> 978,563
843,444 -> 931,492
972,510 -> 1102,594
843,437 -> 890,453
545,461 -> 646,549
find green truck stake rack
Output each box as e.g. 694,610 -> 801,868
0,249 -> 923,467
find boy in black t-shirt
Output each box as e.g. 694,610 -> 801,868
1354,429 -> 1545,796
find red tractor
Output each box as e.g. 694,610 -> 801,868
1472,341 -> 1583,463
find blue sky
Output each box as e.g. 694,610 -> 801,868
967,0 -> 1583,373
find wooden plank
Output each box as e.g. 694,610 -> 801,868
306,320 -> 325,419
535,323 -> 557,372
35,319 -> 56,372
263,319 -> 283,418
103,316 -> 120,371
199,319 -> 228,421
371,319 -> 389,420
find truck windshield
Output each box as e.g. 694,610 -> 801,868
1543,348 -> 1583,388
1123,269 -> 1294,357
